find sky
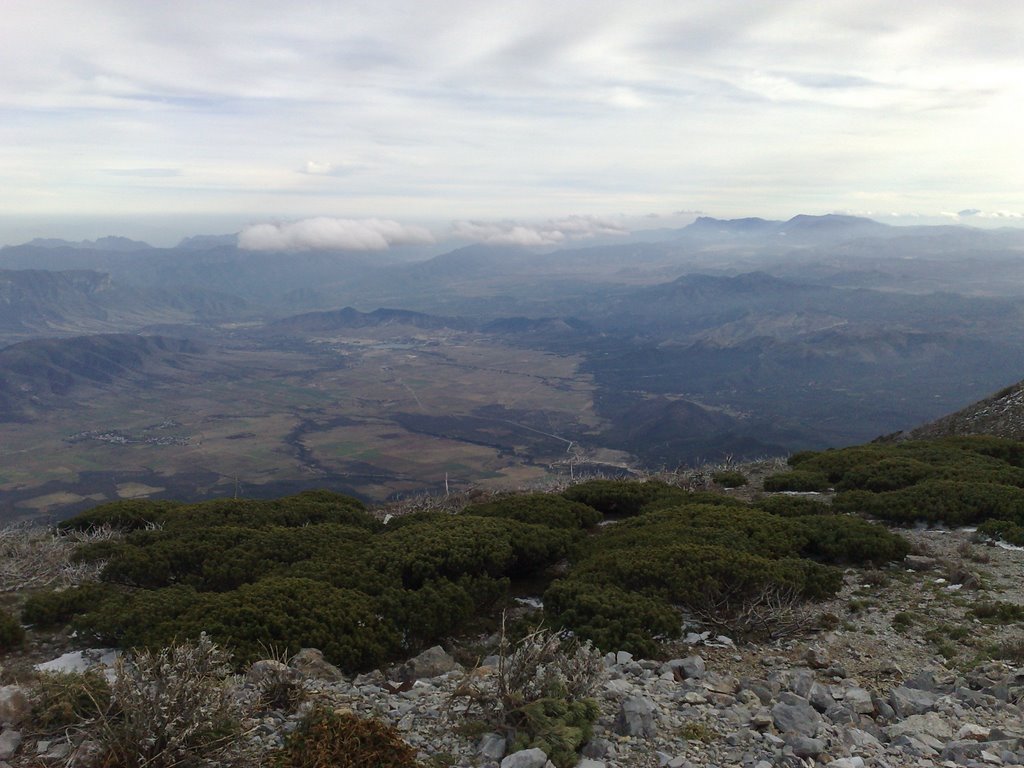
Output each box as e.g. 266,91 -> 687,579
2,0 -> 1024,247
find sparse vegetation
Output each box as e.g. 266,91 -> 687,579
272,707 -> 421,768
0,606 -> 24,651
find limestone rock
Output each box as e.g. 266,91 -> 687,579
614,695 -> 658,738
772,694 -> 822,738
289,648 -> 345,682
500,747 -> 548,768
398,645 -> 460,682
0,688 -> 29,727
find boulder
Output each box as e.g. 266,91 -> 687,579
886,712 -> 953,742
0,688 -> 29,726
888,685 -> 938,718
0,730 -> 20,761
500,748 -> 548,768
289,648 -> 345,681
614,696 -> 658,738
478,733 -> 507,761
397,645 -> 460,682
772,694 -> 822,738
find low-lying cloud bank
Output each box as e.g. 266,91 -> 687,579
238,218 -> 435,251
451,215 -> 628,247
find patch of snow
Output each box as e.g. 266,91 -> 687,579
514,596 -> 544,609
996,541 -> 1024,552
35,648 -> 119,681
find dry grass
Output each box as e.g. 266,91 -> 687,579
0,522 -> 118,593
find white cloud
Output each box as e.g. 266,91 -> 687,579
238,217 -> 434,251
450,215 -> 628,246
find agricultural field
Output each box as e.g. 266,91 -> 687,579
0,325 -> 627,522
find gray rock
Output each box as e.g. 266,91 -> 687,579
809,682 -> 835,712
581,738 -> 612,759
702,672 -> 739,695
576,760 -> 606,768
843,686 -> 875,715
871,693 -> 895,722
824,704 -> 856,725
905,555 -> 937,571
940,739 -> 986,763
772,696 -> 822,738
827,759 -> 865,768
804,647 -> 830,669
0,731 -> 20,761
289,648 -> 345,681
842,727 -> 882,751
889,685 -> 939,717
398,645 -> 460,681
615,695 -> 658,738
0,688 -> 29,726
664,656 -> 706,679
500,748 -> 548,768
478,733 -> 507,761
786,735 -> 825,758
886,712 -> 953,741
246,659 -> 295,685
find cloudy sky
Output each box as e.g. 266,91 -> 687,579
2,0 -> 1023,246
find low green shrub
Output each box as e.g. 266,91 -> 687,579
463,493 -> 602,529
510,697 -> 600,768
762,471 -> 830,492
543,580 -> 680,658
978,519 -> 1024,546
561,479 -> 680,517
756,496 -> 833,517
0,607 -> 24,651
22,582 -> 118,628
711,470 -> 747,488
970,600 -> 1024,623
835,481 -> 1024,526
273,707 -> 420,768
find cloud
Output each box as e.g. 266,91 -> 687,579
450,215 -> 628,246
300,161 -> 352,176
942,209 -> 1024,221
238,217 -> 434,251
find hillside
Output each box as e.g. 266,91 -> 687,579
0,439 -> 1023,767
910,381 -> 1024,441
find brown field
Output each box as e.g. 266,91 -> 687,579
0,326 -> 630,522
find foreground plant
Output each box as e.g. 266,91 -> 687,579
452,621 -> 604,768
95,633 -> 250,768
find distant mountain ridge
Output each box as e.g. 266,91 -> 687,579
0,334 -> 202,420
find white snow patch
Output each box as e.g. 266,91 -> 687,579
35,648 -> 119,680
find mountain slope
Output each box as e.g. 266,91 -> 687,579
0,334 -> 203,420
909,380 -> 1024,440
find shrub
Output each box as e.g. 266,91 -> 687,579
463,493 -> 602,529
0,607 -> 24,651
835,458 -> 935,492
22,582 -> 119,628
562,479 -> 680,517
756,495 -> 833,517
451,627 -> 603,768
711,470 -> 747,488
273,707 -> 420,768
762,471 -> 830,492
31,669 -> 111,731
970,600 -> 1024,623
797,515 -> 910,565
543,580 -> 680,657
977,519 -> 1024,546
835,481 -> 1024,526
96,634 -> 248,768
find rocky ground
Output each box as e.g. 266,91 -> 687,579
0,525 -> 1022,767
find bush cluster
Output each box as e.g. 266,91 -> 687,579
51,468 -> 916,669
59,491 -> 583,671
784,437 -> 1024,540
543,493 -> 905,653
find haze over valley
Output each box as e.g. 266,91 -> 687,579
3,214 -> 1024,521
